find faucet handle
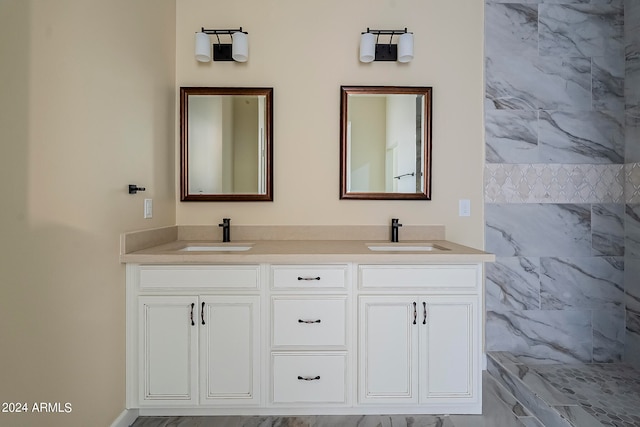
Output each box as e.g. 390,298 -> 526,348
391,218 -> 402,243
219,218 -> 231,242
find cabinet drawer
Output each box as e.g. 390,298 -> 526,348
139,265 -> 259,289
272,298 -> 346,347
272,353 -> 346,404
359,265 -> 479,290
271,265 -> 347,289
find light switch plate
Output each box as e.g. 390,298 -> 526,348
144,199 -> 153,219
459,199 -> 470,217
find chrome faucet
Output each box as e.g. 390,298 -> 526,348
391,218 -> 402,242
219,218 -> 231,242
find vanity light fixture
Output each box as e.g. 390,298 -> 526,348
195,27 -> 248,62
359,28 -> 413,63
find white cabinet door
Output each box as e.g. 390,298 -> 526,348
359,295 -> 479,407
358,296 -> 419,404
138,296 -> 198,405
419,296 -> 478,404
200,296 -> 261,405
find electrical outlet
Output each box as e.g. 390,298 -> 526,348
459,199 -> 470,217
144,199 -> 153,219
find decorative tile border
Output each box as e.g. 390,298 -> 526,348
485,164 -> 624,204
625,162 -> 640,203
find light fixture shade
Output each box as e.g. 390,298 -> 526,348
195,32 -> 211,62
359,32 -> 376,63
232,31 -> 248,62
397,32 -> 414,63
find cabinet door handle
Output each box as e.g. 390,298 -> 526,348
297,276 -> 321,281
423,301 -> 427,325
413,302 -> 417,325
190,303 -> 195,326
298,319 -> 321,324
201,301 -> 206,325
297,375 -> 321,381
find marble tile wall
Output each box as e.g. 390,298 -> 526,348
484,0 -> 628,364
625,0 -> 640,369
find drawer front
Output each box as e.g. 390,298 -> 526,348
272,298 -> 346,347
359,265 -> 479,290
271,265 -> 347,289
139,265 -> 260,289
272,353 -> 346,404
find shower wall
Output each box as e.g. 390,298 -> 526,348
484,0 -> 626,364
625,0 -> 640,369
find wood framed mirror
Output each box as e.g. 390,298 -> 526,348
180,87 -> 273,201
340,86 -> 432,200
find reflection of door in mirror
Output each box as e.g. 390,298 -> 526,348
188,95 -> 264,195
347,94 -> 423,193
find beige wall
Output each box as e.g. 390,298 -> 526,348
0,1 -> 483,425
176,0 -> 485,248
0,1 -> 176,426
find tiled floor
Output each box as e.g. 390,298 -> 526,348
488,351 -> 640,427
131,373 -> 543,427
533,363 -> 640,427
130,360 -> 640,427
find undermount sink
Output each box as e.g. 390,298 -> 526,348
179,244 -> 253,252
367,243 -> 450,252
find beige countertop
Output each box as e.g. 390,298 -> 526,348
120,226 -> 494,264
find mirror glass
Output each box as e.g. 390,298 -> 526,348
180,87 -> 273,201
340,86 -> 432,200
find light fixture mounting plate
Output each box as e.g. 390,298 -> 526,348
375,44 -> 398,61
213,44 -> 233,61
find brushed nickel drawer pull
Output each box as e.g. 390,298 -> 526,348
298,319 -> 322,324
297,276 -> 321,281
297,375 -> 321,381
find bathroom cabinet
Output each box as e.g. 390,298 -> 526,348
126,261 -> 483,415
357,264 -> 481,412
137,296 -> 198,405
358,296 -> 477,405
130,265 -> 262,408
270,264 -> 350,407
138,295 -> 260,406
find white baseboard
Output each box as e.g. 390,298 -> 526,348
110,409 -> 139,427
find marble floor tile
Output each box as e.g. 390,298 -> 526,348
533,363 -> 640,427
131,373 -> 538,427
130,359 -> 640,427
131,415 -> 454,427
449,373 -> 543,427
487,354 -> 576,427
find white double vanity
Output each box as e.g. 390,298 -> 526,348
121,225 -> 494,416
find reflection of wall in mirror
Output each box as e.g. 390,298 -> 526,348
188,96 -> 260,194
348,96 -> 386,192
189,96 -> 224,194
